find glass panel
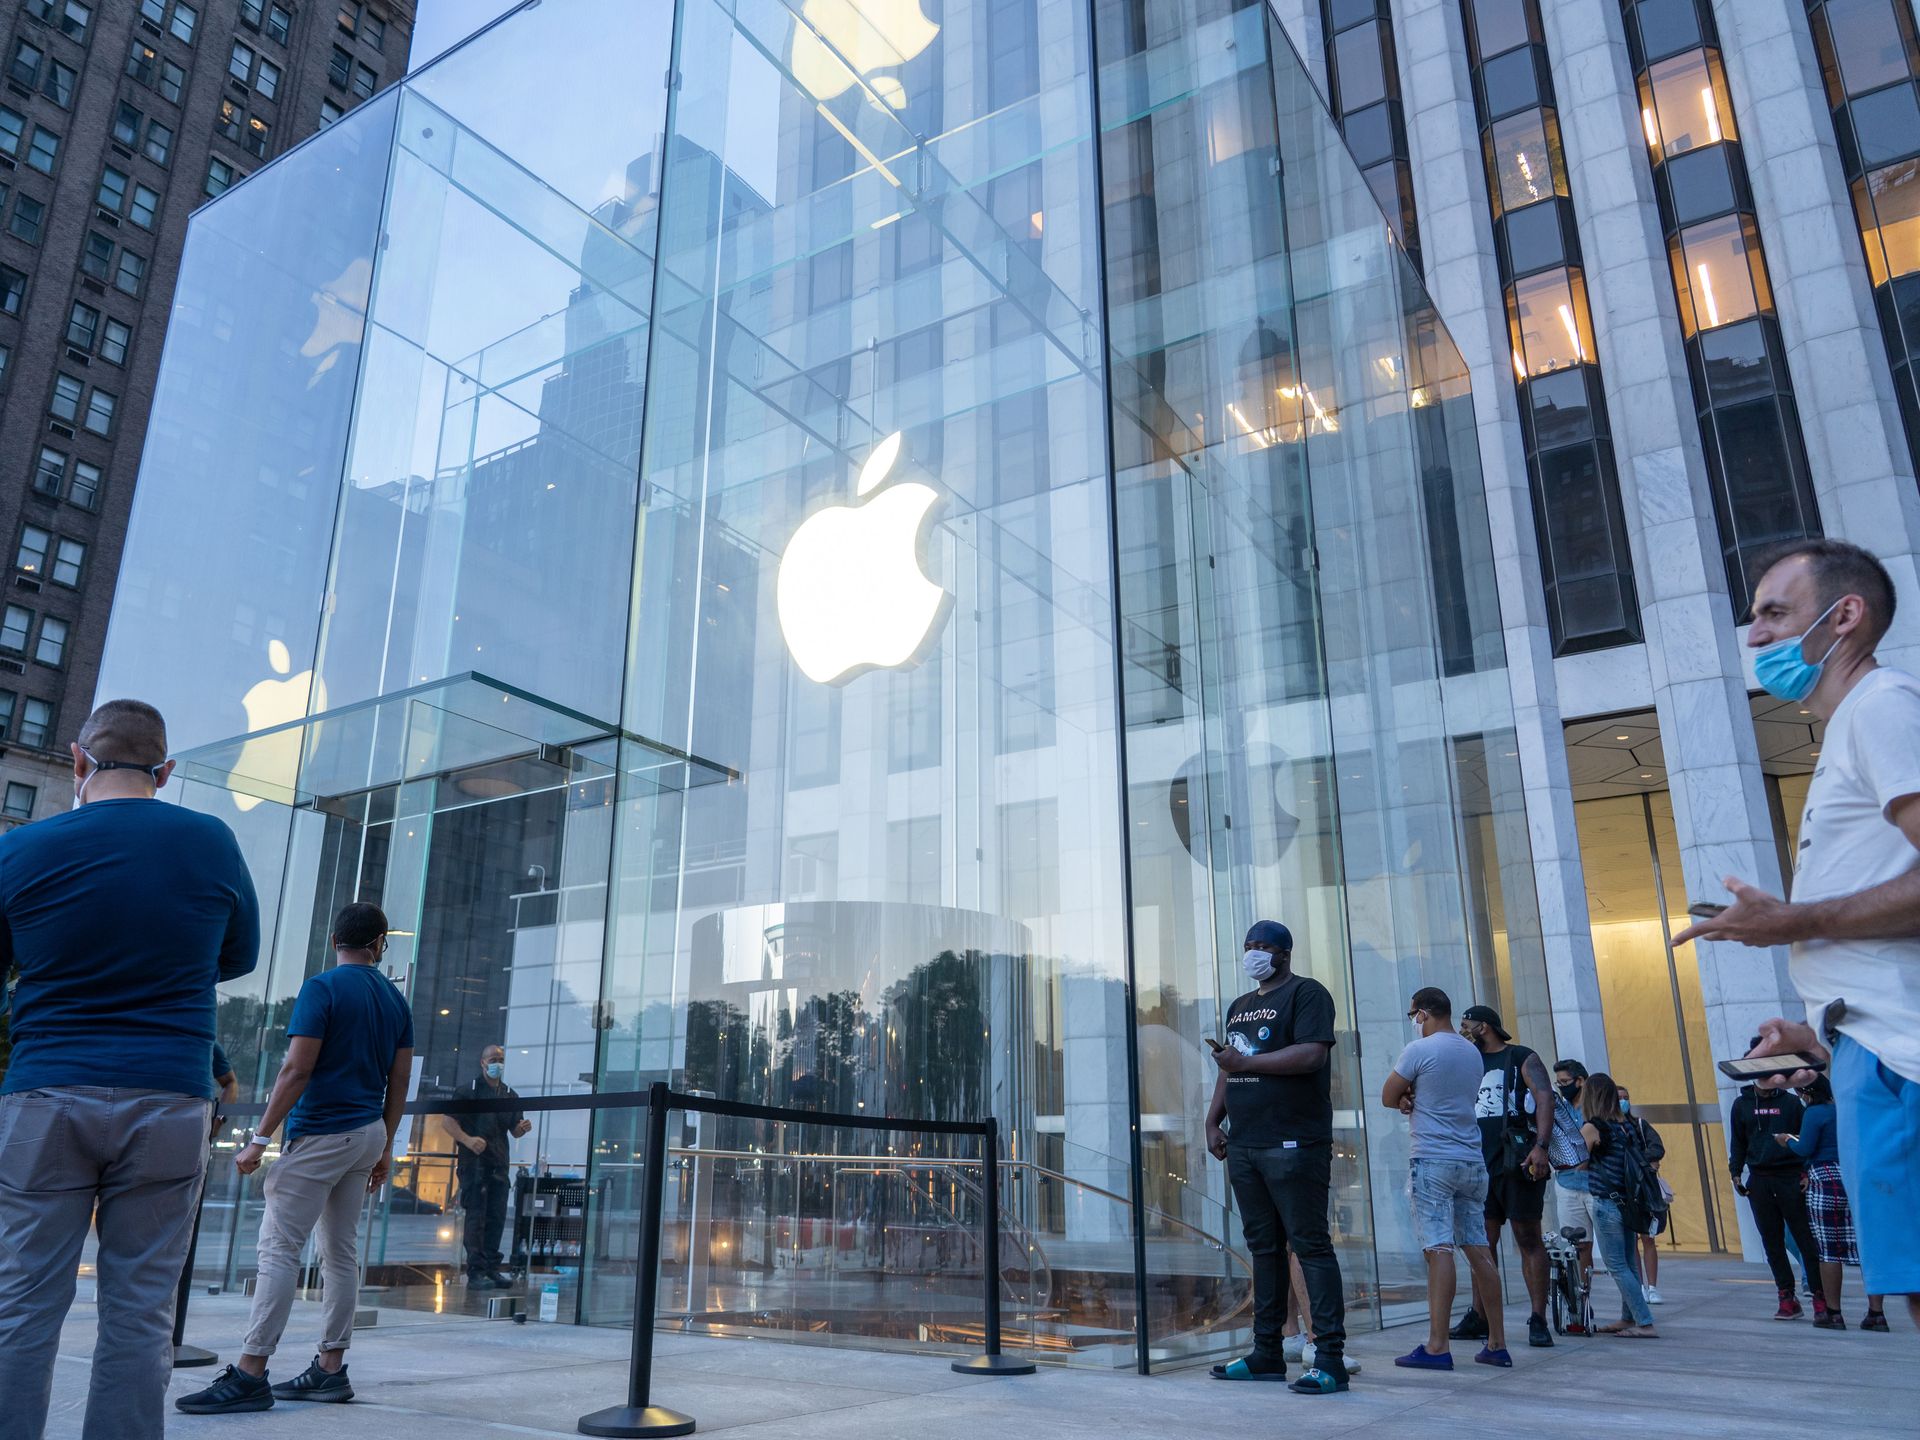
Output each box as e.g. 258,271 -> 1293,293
1632,0 -> 1704,65
1526,368 -> 1594,449
1822,0 -> 1919,98
1484,108 -> 1566,216
1478,47 -> 1541,119
1507,267 -> 1595,375
1467,0 -> 1534,60
1850,80 -> 1920,168
1502,197 -> 1566,275
1852,160 -> 1920,284
97,93 -> 398,752
1641,49 -> 1736,162
1333,22 -> 1388,111
1665,144 -> 1739,225
1670,213 -> 1766,337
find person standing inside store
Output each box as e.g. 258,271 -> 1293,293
1382,987 -> 1511,1372
443,1043 -> 531,1289
1780,1075 -> 1887,1330
0,699 -> 260,1440
1205,921 -> 1350,1394
1614,1082 -> 1667,1303
176,902 -> 413,1414
1728,1066 -> 1823,1320
1449,1006 -> 1557,1349
1674,538 -> 1920,1328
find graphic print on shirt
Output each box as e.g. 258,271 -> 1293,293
1475,1066 -> 1506,1120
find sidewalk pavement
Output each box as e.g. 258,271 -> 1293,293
39,1256 -> 1915,1439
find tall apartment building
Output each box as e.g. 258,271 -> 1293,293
0,0 -> 412,825
1264,0 -> 1920,1255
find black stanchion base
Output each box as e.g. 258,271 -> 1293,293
951,1353 -> 1036,1377
172,1345 -> 220,1369
576,1403 -> 696,1437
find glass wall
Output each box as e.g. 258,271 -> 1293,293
98,0 -> 1551,1371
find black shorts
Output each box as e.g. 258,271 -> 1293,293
1485,1166 -> 1548,1226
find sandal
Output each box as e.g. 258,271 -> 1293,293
1610,1326 -> 1659,1339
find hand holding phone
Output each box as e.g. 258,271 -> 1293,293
1716,1052 -> 1827,1081
1204,1036 -> 1224,1053
1687,902 -> 1727,919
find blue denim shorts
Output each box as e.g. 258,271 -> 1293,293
1834,1034 -> 1920,1295
1410,1157 -> 1488,1251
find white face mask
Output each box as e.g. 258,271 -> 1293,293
1242,948 -> 1275,982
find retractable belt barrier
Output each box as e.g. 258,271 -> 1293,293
185,1082 -> 1033,1437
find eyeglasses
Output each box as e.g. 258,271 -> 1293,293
1406,1010 -> 1423,1021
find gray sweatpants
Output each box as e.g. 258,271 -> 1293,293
0,1086 -> 211,1440
241,1119 -> 386,1361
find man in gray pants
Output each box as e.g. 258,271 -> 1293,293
0,700 -> 261,1440
177,902 -> 413,1413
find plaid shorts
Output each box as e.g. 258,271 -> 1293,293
1805,1162 -> 1859,1267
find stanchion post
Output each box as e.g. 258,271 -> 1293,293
578,1083 -> 694,1437
952,1116 -> 1034,1376
172,1157 -> 218,1368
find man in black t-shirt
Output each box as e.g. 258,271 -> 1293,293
443,1044 -> 530,1289
1205,921 -> 1349,1394
1450,1005 -> 1557,1349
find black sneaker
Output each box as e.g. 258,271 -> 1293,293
488,1270 -> 517,1288
1862,1310 -> 1890,1332
176,1364 -> 275,1414
1528,1314 -> 1553,1348
271,1355 -> 354,1403
1448,1308 -> 1488,1341
468,1271 -> 504,1289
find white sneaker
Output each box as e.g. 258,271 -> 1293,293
1645,1286 -> 1664,1305
1282,1334 -> 1307,1364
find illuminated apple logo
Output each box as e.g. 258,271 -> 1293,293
789,0 -> 940,110
231,639 -> 324,812
777,432 -> 951,686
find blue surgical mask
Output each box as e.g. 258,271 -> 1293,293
1242,948 -> 1275,982
1753,599 -> 1845,703
484,1062 -> 504,1081
1620,1099 -> 1631,1114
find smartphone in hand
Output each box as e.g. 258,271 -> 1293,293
1204,1036 -> 1224,1052
1687,902 -> 1727,919
1717,1052 -> 1827,1081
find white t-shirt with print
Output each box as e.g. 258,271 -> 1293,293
1789,666 -> 1920,1082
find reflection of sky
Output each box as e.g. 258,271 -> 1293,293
409,0 -> 522,71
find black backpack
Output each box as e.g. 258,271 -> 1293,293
1612,1120 -> 1670,1237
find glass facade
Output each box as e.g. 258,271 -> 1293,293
1460,0 -> 1642,655
1622,0 -> 1821,619
1319,0 -> 1422,268
102,0 -> 1550,1369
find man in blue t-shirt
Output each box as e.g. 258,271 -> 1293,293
179,903 -> 413,1415
0,699 -> 259,1440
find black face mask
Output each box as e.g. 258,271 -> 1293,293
1557,1082 -> 1579,1103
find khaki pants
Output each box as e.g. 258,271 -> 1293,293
241,1119 -> 386,1361
0,1086 -> 210,1440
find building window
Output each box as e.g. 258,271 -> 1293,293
100,317 -> 130,365
8,195 -> 45,245
8,41 -> 43,91
169,2 -> 197,44
32,447 -> 66,496
241,0 -> 265,24
338,2 -> 359,37
115,248 -> 147,296
113,102 -> 142,148
15,526 -> 50,577
83,388 -> 115,436
229,41 -> 254,84
205,155 -> 240,196
0,108 -> 21,158
68,460 -> 99,509
96,165 -> 127,213
216,98 -> 241,141
64,301 -> 98,350
352,62 -> 377,101
0,692 -> 15,741
143,119 -> 173,166
34,616 -> 68,668
0,265 -> 25,315
51,538 -> 84,588
256,58 -> 280,101
49,374 -> 82,424
328,46 -> 351,89
129,182 -> 158,228
1,607 -> 32,654
27,1 -> 92,42
20,698 -> 52,747
26,127 -> 59,176
268,5 -> 292,44
127,40 -> 158,87
159,56 -> 185,102
3,783 -> 35,821
81,230 -> 113,280
0,343 -> 8,387
41,59 -> 77,109
1638,48 -> 1737,161
364,11 -> 386,50
319,100 -> 342,126
244,115 -> 270,158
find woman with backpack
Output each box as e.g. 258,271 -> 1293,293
1579,1073 -> 1659,1338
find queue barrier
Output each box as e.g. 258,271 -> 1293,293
186,1083 -> 1034,1437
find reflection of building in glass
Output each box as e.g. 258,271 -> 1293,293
102,0 -> 1585,1367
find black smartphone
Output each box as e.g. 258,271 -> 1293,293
1716,1052 -> 1828,1081
1204,1036 -> 1224,1053
1687,902 -> 1727,919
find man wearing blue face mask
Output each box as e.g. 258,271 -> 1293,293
1206,921 -> 1349,1394
444,1043 -> 529,1290
1674,538 -> 1920,1330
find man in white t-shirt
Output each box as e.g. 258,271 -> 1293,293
1674,539 -> 1920,1326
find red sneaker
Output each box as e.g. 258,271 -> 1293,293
1775,1288 -> 1804,1320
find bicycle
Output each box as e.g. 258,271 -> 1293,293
1545,1226 -> 1593,1336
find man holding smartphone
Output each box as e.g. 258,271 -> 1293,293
1205,921 -> 1349,1394
1674,539 -> 1920,1328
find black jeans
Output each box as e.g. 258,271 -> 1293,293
1226,1141 -> 1346,1363
459,1161 -> 510,1275
1745,1169 -> 1818,1293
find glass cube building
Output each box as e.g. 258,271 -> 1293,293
100,0 -> 1554,1369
